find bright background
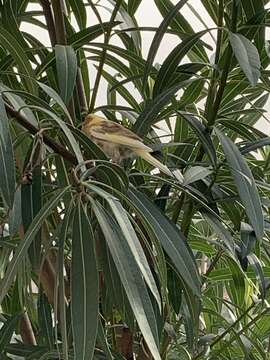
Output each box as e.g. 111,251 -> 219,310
22,1 -> 270,132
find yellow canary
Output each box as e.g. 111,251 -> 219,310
82,114 -> 184,182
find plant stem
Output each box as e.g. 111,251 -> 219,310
51,0 -> 67,45
181,0 -> 239,239
172,192 -> 185,223
89,0 -> 122,112
51,0 -> 76,121
204,0 -> 224,119
39,0 -> 57,45
193,302 -> 257,359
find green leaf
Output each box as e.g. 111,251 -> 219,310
128,187 -> 201,298
179,112 -> 217,166
0,187 -> 69,304
9,186 -> 22,236
26,104 -> 84,167
97,319 -> 114,360
229,32 -> 261,86
21,165 -> 42,271
153,30 -> 208,96
68,22 -> 121,48
57,204 -> 74,360
143,0 -> 188,89
55,45 -> 77,105
0,95 -> 16,208
0,313 -> 22,354
91,201 -> 161,360
183,166 -> 212,186
38,293 -> 54,348
68,0 -> 87,29
154,0 -> 208,62
202,212 -> 235,256
134,81 -> 193,135
128,0 -> 142,15
215,128 -> 264,239
72,201 -> 99,360
37,81 -> 73,124
0,25 -> 37,94
86,184 -> 161,310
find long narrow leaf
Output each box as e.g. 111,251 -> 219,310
0,187 -> 69,304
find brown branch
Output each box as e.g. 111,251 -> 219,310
39,0 -> 57,46
5,103 -> 77,165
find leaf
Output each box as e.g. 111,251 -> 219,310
38,293 -> 54,348
154,0 -> 208,62
37,81 -> 73,124
8,186 -> 22,236
134,80 -> 193,136
0,95 -> 16,208
215,128 -> 264,239
127,187 -> 201,298
0,313 -> 22,354
0,187 -> 69,304
128,0 -> 142,15
202,212 -> 235,256
179,112 -> 217,166
97,319 -> 114,360
68,0 -> 87,29
153,30 -> 208,96
229,32 -> 261,86
183,166 -> 212,186
142,0 -> 188,89
21,165 -> 42,271
91,201 -> 161,360
57,204 -> 74,360
55,45 -> 77,105
0,25 -> 37,94
86,184 -> 161,310
71,201 -> 99,360
26,104 -> 84,167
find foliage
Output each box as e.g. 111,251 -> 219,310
0,0 -> 270,359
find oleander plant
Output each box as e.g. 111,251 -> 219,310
0,0 -> 270,359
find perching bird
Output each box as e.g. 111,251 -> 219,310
82,114 -> 184,182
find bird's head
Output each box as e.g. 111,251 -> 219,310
82,113 -> 104,131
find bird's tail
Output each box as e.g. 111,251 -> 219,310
135,149 -> 184,183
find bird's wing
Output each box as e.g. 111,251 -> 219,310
90,124 -> 153,152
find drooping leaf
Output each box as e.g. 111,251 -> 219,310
55,45 -> 77,105
183,166 -> 212,186
215,128 -> 264,239
0,313 -> 22,354
0,25 -> 37,94
0,95 -> 16,208
71,201 -> 99,360
0,187 -> 69,304
179,112 -> 217,166
91,200 -> 161,360
229,32 -> 261,86
127,187 -> 201,299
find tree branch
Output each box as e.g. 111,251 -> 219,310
5,103 -> 77,165
39,0 -> 57,46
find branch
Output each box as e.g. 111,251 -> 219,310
5,103 -> 77,165
39,0 -> 57,46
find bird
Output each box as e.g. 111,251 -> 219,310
82,114 -> 184,182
